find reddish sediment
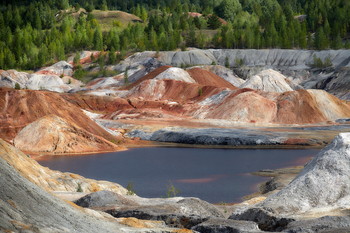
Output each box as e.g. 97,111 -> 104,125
0,88 -> 117,142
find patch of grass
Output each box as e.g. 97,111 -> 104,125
74,68 -> 120,84
91,10 -> 143,32
198,29 -> 219,38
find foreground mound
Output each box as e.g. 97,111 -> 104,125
230,133 -> 350,232
0,151 -> 125,232
254,132 -> 350,214
14,115 -> 120,154
0,139 -> 127,193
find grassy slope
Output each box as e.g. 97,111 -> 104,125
92,10 -> 143,31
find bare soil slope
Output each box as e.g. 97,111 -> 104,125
14,115 -> 121,154
0,88 -> 117,141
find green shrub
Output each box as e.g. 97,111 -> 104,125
312,55 -> 332,68
198,87 -> 203,96
225,56 -> 230,68
126,182 -> 136,195
77,183 -> 83,192
166,183 -> 180,198
234,58 -> 245,67
73,66 -> 86,80
14,83 -> 21,90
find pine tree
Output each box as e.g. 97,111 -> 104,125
217,0 -> 242,22
314,27 -> 328,50
332,34 -> 342,50
207,14 -> 221,29
33,9 -> 42,30
101,0 -> 108,11
58,0 -> 70,10
140,6 -> 148,22
297,22 -> 307,49
73,52 -> 81,67
93,27 -> 103,50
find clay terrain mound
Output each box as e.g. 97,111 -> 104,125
273,89 -> 350,124
0,88 -> 117,141
123,65 -> 233,103
14,115 -> 120,154
239,69 -> 294,93
187,67 -> 237,89
62,93 -> 134,115
125,65 -> 172,90
191,88 -> 350,124
192,88 -> 277,123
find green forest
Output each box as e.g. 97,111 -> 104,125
0,0 -> 349,70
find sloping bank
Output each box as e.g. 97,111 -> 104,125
120,124 -> 350,148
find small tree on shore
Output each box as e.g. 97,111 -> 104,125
124,68 -> 129,85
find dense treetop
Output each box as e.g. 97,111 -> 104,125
0,0 -> 349,70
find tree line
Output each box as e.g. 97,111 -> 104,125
0,0 -> 349,70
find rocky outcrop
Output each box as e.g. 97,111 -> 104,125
0,61 -> 82,92
75,190 -> 224,229
192,219 -> 262,233
199,65 -> 245,87
74,190 -> 138,208
26,73 -> 71,92
155,49 -> 350,70
13,115 -> 121,154
321,69 -> 350,100
38,61 -> 73,76
0,69 -> 30,88
285,216 -> 350,233
239,69 -> 294,93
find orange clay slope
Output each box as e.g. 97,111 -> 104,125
0,88 -> 118,142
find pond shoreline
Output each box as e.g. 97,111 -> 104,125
38,147 -> 318,203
